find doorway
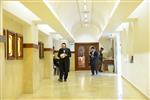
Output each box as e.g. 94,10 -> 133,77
75,43 -> 99,71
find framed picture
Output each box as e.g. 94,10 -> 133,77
38,42 -> 44,59
16,34 -> 23,59
6,30 -> 16,60
4,29 -> 23,60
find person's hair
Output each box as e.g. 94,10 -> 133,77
100,47 -> 104,50
62,43 -> 66,46
91,46 -> 95,49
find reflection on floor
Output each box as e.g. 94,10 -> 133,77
18,71 -> 148,100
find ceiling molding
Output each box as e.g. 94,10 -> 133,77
103,0 -> 142,33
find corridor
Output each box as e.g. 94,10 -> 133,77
18,71 -> 147,100
0,0 -> 150,100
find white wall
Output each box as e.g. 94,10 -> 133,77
120,0 -> 150,98
39,32 -> 53,48
99,37 -> 114,58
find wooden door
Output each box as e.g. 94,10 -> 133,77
75,43 -> 99,71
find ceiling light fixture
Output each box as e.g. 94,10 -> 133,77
84,14 -> 87,18
85,23 -> 88,27
84,18 -> 88,22
83,0 -> 87,4
3,1 -> 40,24
37,24 -> 56,35
84,4 -> 87,10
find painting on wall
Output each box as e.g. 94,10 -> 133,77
77,46 -> 85,68
38,42 -> 44,59
16,34 -> 23,59
4,29 -> 23,60
6,30 -> 16,60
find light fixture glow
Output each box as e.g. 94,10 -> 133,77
84,23 -> 88,27
3,1 -> 40,24
84,18 -> 88,22
116,22 -> 129,31
37,24 -> 56,35
84,14 -> 87,18
52,33 -> 63,40
83,0 -> 87,3
84,4 -> 87,10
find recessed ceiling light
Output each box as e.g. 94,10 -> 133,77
84,18 -> 88,22
84,4 -> 87,10
3,1 -> 40,24
84,0 -> 87,3
116,22 -> 129,31
53,34 -> 63,40
85,24 -> 88,27
37,24 -> 56,35
84,14 -> 87,18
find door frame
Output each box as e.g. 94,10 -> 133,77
75,42 -> 99,71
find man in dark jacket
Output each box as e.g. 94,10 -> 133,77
58,43 -> 71,82
89,46 -> 99,75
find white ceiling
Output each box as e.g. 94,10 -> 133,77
47,0 -> 116,42
3,0 -> 143,43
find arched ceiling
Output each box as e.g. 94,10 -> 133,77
46,0 -> 116,42
8,0 -> 142,43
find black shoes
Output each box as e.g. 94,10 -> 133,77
58,79 -> 67,82
58,79 -> 63,82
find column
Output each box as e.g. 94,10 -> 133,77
43,34 -> 53,78
23,23 -> 40,93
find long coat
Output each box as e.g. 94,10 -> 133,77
89,51 -> 99,68
58,48 -> 71,72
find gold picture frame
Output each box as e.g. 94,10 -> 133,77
16,34 -> 23,59
4,29 -> 23,60
6,30 -> 16,60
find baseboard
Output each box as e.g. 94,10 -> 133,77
122,75 -> 150,100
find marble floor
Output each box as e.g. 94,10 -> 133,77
18,71 -> 148,100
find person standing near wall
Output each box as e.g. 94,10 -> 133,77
99,47 -> 104,72
58,43 -> 71,82
89,46 -> 99,75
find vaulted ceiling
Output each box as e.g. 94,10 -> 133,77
4,0 -> 143,43
44,0 -> 116,42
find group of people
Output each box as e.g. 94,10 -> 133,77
53,43 -> 104,82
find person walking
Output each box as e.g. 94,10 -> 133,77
89,46 -> 99,75
58,43 -> 71,82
